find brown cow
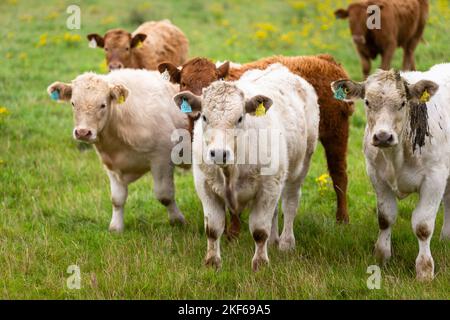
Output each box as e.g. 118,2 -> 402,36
159,55 -> 354,237
335,0 -> 429,78
87,20 -> 189,71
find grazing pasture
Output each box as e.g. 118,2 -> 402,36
0,0 -> 449,299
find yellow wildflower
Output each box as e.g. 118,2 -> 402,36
99,59 -> 108,73
101,16 -> 116,25
316,173 -> 332,194
254,30 -> 268,40
36,33 -> 48,47
45,11 -> 59,20
19,52 -> 28,60
0,107 -> 9,115
280,31 -> 296,45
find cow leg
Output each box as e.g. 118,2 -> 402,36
279,177 -> 302,251
360,54 -> 372,78
151,160 -> 186,225
107,170 -> 128,233
402,46 -> 415,71
269,206 -> 279,245
380,43 -> 396,70
250,186 -> 280,271
225,210 -> 241,240
372,179 -> 397,266
202,191 -> 226,269
412,176 -> 446,281
321,130 -> 349,224
441,181 -> 450,240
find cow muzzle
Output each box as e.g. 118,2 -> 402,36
208,148 -> 233,166
74,127 -> 97,143
372,130 -> 397,148
108,62 -> 124,71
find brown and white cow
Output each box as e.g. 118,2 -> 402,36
174,64 -> 319,271
87,20 -> 189,71
159,55 -> 354,236
335,0 -> 429,78
332,64 -> 450,280
47,69 -> 188,232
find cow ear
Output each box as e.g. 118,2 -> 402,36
407,80 -> 439,102
131,33 -> 147,48
110,84 -> 129,104
334,8 -> 349,19
47,82 -> 72,102
173,91 -> 202,116
331,79 -> 365,101
87,34 -> 104,48
217,61 -> 230,79
245,95 -> 273,115
158,62 -> 181,84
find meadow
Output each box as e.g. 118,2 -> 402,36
0,0 -> 449,299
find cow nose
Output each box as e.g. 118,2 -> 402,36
109,62 -> 124,70
209,149 -> 231,164
75,128 -> 92,140
373,131 -> 394,145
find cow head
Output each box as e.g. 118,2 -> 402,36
158,57 -> 230,95
47,73 -> 129,143
87,29 -> 147,71
335,2 -> 384,45
331,70 -> 439,150
173,82 -> 272,165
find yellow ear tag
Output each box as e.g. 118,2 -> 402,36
420,89 -> 430,103
136,40 -> 143,49
255,103 -> 266,117
118,95 -> 125,104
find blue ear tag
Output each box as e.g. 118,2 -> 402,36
180,98 -> 192,113
334,86 -> 347,101
50,90 -> 60,101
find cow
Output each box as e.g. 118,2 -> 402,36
47,69 -> 188,232
173,64 -> 319,271
331,63 -> 450,280
87,20 -> 189,71
335,0 -> 429,78
159,55 -> 354,238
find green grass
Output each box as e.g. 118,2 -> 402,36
0,0 -> 449,299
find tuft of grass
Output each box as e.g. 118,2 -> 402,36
0,0 -> 449,299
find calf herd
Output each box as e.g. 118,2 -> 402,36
47,1 -> 449,281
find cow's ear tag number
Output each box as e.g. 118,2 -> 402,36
255,103 -> 266,117
334,86 -> 348,101
181,99 -> 192,113
420,89 -> 430,103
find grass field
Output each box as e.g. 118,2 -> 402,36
0,0 -> 449,299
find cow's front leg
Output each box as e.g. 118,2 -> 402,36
107,170 -> 128,233
202,192 -> 226,269
151,160 -> 185,225
368,169 -> 397,265
413,176 -> 447,281
250,186 -> 280,271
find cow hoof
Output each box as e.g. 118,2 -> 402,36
205,255 -> 222,270
170,214 -> 186,226
416,255 -> 434,282
252,257 -> 269,272
278,236 -> 295,251
336,214 -> 349,225
108,223 -> 124,233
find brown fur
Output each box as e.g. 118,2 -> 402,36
162,55 -> 354,229
335,0 -> 429,78
416,222 -> 431,241
87,20 -> 189,71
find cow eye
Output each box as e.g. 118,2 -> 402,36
237,115 -> 243,124
100,103 -> 106,109
202,115 -> 207,122
365,99 -> 370,107
400,101 -> 406,109
71,102 -> 75,107
126,47 -> 130,51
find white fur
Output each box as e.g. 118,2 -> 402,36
364,63 -> 450,280
193,64 -> 319,270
